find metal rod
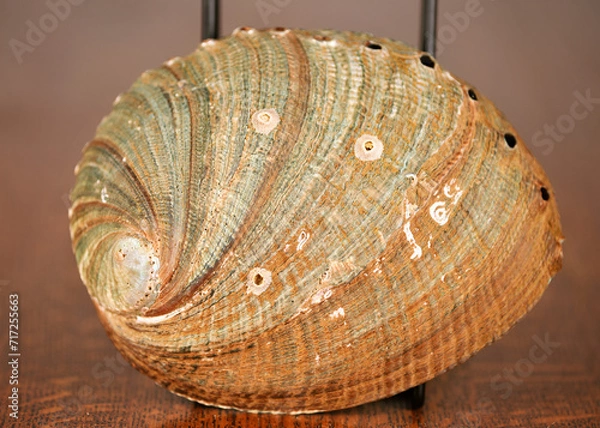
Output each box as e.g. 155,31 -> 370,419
202,0 -> 220,40
408,383 -> 426,410
420,0 -> 438,56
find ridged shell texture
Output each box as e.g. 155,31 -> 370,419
69,28 -> 563,413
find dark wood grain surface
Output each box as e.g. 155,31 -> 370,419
1,1 -> 599,426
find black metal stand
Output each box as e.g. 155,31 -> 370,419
393,383 -> 426,409
420,0 -> 438,56
406,383 -> 426,409
201,0 -> 220,40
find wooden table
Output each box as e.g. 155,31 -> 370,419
1,1 -> 599,426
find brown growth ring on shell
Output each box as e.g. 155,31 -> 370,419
69,28 -> 563,414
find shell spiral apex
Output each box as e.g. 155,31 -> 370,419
69,28 -> 563,413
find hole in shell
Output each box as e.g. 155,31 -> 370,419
468,88 -> 478,101
239,26 -> 252,31
504,133 -> 517,148
354,134 -> 384,161
273,27 -> 286,32
420,54 -> 435,68
314,35 -> 331,42
246,268 -> 272,296
251,109 -> 280,135
365,41 -> 382,50
540,187 -> 550,201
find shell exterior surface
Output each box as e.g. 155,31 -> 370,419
69,28 -> 563,413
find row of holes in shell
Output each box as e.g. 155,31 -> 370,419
235,28 -> 551,203
417,51 -> 550,202
241,29 -> 552,298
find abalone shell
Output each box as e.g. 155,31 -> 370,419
69,28 -> 563,413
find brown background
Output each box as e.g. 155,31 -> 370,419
1,0 -> 599,426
